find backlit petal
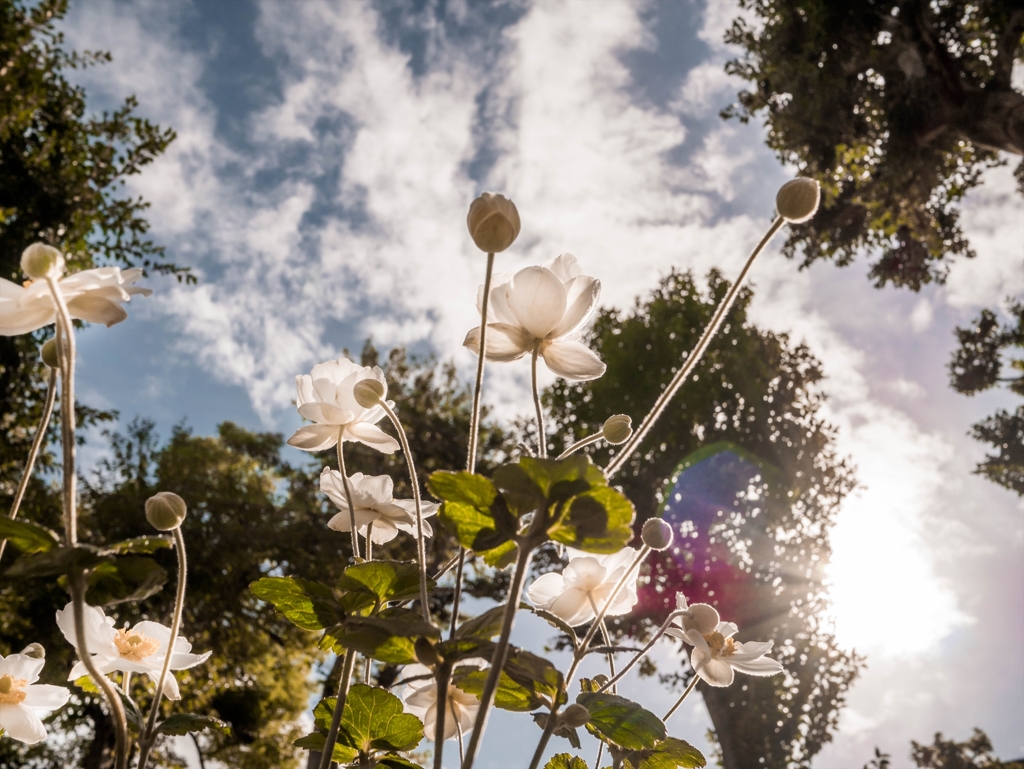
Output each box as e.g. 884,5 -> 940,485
287,424 -> 339,452
0,702 -> 47,744
541,340 -> 606,381
345,421 -> 400,454
548,275 -> 599,339
506,266 -> 566,339
463,323 -> 533,362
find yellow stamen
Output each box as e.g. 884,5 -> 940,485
113,628 -> 161,662
22,279 -> 33,288
0,674 -> 28,704
702,631 -> 737,658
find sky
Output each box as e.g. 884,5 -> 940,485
57,0 -> 1024,767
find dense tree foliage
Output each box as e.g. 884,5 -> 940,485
723,0 -> 1023,290
863,728 -> 1024,769
949,300 -> 1024,494
544,270 -> 861,769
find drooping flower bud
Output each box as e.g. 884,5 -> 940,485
641,518 -> 674,551
19,643 -> 45,659
145,491 -> 187,531
414,637 -> 440,667
20,243 -> 65,280
353,377 -> 386,409
559,703 -> 591,728
601,414 -> 632,445
681,602 -> 720,635
775,178 -> 820,223
40,338 -> 60,369
467,193 -> 520,253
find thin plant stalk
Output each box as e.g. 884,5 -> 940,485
44,278 -> 78,545
595,742 -> 604,769
0,367 -> 57,562
556,432 -> 602,460
663,674 -> 700,721
432,669 -> 449,769
531,344 -> 546,458
365,521 -> 374,562
138,526 -> 188,769
121,671 -> 132,695
318,650 -> 357,769
527,710 -> 559,769
336,434 -> 360,560
587,595 -> 616,690
460,544 -> 534,769
595,610 -> 684,694
605,216 -> 784,478
454,709 -> 465,766
379,400 -> 431,621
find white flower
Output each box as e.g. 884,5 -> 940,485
56,602 -> 211,700
0,267 -> 152,337
0,652 -> 70,745
287,358 -> 400,454
666,595 -> 784,687
320,468 -> 437,544
526,547 -> 640,626
402,662 -> 482,741
463,253 -> 606,381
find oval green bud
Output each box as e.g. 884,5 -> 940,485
145,491 -> 187,531
641,518 -> 674,551
467,192 -> 521,253
40,338 -> 61,369
20,243 -> 65,280
352,377 -> 386,409
559,703 -> 591,728
775,178 -> 820,224
602,414 -> 632,445
414,637 -> 440,668
681,602 -> 720,635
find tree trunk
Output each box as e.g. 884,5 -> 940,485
957,87 -> 1024,156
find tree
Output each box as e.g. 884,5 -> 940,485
948,300 -> 1024,494
545,270 -> 861,769
863,728 -> 1024,769
723,0 -> 1023,290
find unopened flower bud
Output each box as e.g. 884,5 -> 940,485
353,377 -> 386,409
682,602 -> 720,635
559,703 -> 590,728
467,192 -> 520,253
414,637 -> 440,667
145,491 -> 187,531
20,243 -> 65,280
641,518 -> 674,551
602,414 -> 632,445
19,643 -> 45,659
40,338 -> 60,369
775,178 -> 820,223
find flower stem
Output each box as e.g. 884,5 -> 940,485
587,595 -> 616,690
526,711 -> 559,769
138,526 -> 188,769
595,610 -> 684,694
379,400 -> 431,622
594,741 -> 604,769
336,435 -> 360,560
44,278 -> 78,546
605,216 -> 784,479
0,367 -> 57,563
318,650 -> 356,769
365,522 -> 374,562
531,344 -> 546,458
460,543 -> 534,769
662,674 -> 700,722
432,667 -> 450,769
555,432 -> 603,460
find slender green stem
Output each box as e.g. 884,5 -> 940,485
605,216 -> 784,479
138,526 -> 188,769
432,667 -> 450,769
454,705 -> 465,766
663,674 -> 700,722
379,400 -> 430,621
336,435 -> 360,560
555,432 -> 603,460
0,368 -> 57,563
461,543 -> 534,769
595,610 -> 684,694
595,741 -> 604,769
448,551 -> 466,641
587,595 -> 616,690
45,278 -> 77,545
318,650 -> 357,769
526,711 -> 559,769
531,344 -> 546,458
365,521 -> 374,562
121,671 -> 132,695
70,571 -> 129,769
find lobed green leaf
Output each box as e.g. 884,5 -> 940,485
156,713 -> 231,737
0,517 -> 59,554
576,692 -> 666,750
250,576 -> 343,631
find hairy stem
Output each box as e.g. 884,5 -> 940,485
595,610 -> 684,694
318,650 -> 357,769
605,216 -> 784,478
336,435 -> 360,560
555,432 -> 603,460
432,668 -> 449,769
380,400 -> 431,621
526,711 -> 559,769
461,543 -> 534,769
138,526 -> 189,769
365,522 -> 374,563
45,278 -> 77,545
0,368 -> 57,563
531,344 -> 546,458
663,674 -> 700,722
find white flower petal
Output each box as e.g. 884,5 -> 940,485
463,323 -> 533,362
548,275 -> 599,340
296,375 -> 318,407
65,294 -> 128,327
347,473 -> 395,505
696,656 -> 734,687
544,253 -> 583,283
547,587 -> 593,626
345,422 -> 400,454
287,424 -> 340,452
541,340 -> 606,381
525,572 -> 567,608
506,266 -> 567,339
729,656 -> 784,676
297,402 -> 354,425
0,654 -> 44,682
0,702 -> 47,744
22,683 -> 71,712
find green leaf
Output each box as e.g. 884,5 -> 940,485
434,638 -> 496,665
496,455 -> 605,511
427,470 -> 496,510
5,545 -> 106,578
326,609 -> 440,664
336,684 -> 424,753
104,536 -> 173,555
429,471 -> 516,552
454,605 -> 506,641
377,754 -> 426,769
156,713 -> 231,737
73,676 -> 101,695
250,576 -> 343,631
85,556 -> 168,606
532,714 -> 582,750
544,754 -> 590,769
337,560 -> 433,608
293,731 -> 359,763
454,649 -> 562,712
576,692 -> 666,750
481,539 -> 518,568
0,517 -> 59,554
617,738 -> 707,769
548,486 -> 635,553
119,692 -> 144,732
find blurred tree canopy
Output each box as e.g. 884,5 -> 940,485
949,300 -> 1024,494
723,0 -> 1023,290
863,727 -> 1024,768
0,0 -> 181,505
545,270 -> 861,769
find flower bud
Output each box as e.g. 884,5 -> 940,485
145,491 -> 187,531
601,414 -> 632,445
19,643 -> 45,659
682,602 -> 720,635
352,377 -> 386,409
40,338 -> 61,369
775,178 -> 820,223
20,243 -> 65,280
641,518 -> 674,551
414,637 -> 440,667
559,703 -> 590,729
467,193 -> 520,253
